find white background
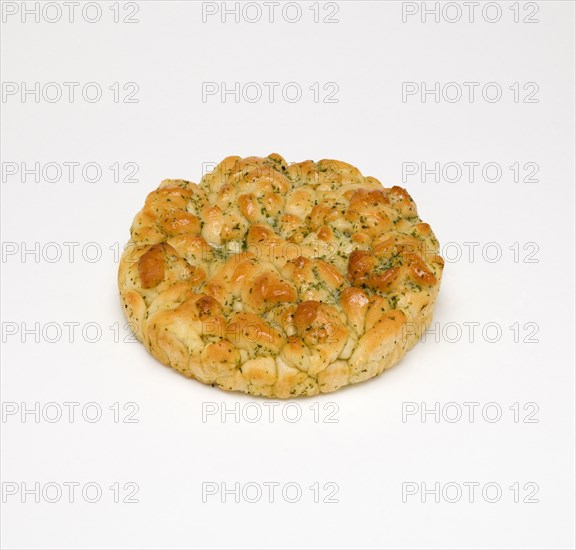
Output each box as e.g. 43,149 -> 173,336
1,1 -> 575,549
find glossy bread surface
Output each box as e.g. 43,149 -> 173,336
118,154 -> 444,397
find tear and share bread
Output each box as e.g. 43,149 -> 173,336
118,154 -> 444,397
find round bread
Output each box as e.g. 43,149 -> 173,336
118,154 -> 444,397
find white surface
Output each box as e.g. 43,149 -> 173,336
1,1 -> 575,549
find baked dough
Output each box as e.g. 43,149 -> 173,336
118,154 -> 444,397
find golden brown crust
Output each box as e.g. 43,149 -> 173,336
118,154 -> 444,397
